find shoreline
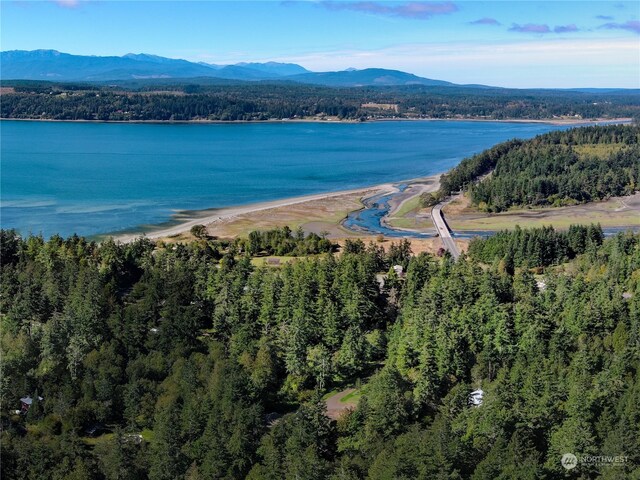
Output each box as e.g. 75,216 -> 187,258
111,173 -> 445,243
7,117 -> 635,243
1,117 -> 632,126
111,181 -> 403,243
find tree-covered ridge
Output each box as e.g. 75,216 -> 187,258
1,227 -> 639,479
467,224 -> 605,269
439,125 -> 640,211
2,81 -> 639,121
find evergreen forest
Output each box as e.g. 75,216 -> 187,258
2,225 -> 639,479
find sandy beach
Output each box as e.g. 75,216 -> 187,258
113,182 -> 400,242
112,173 -> 447,243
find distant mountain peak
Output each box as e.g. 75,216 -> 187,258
4,49 -> 63,57
286,67 -> 454,87
233,61 -> 310,76
0,49 -> 458,87
123,53 -> 170,62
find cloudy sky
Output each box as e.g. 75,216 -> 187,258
1,0 -> 639,88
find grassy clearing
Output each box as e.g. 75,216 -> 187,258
442,193 -> 473,216
322,388 -> 341,401
386,191 -> 434,230
250,256 -> 299,267
81,433 -> 115,446
392,194 -> 422,218
447,196 -> 640,231
340,389 -> 361,404
449,211 -> 640,231
140,429 -> 154,442
573,143 -> 627,159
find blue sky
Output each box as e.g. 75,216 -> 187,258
1,1 -> 639,88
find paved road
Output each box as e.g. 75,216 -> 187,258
431,200 -> 460,259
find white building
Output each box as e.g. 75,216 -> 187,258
469,389 -> 484,407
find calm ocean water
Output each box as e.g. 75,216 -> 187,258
1,120 -> 570,238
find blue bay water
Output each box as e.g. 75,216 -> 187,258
1,120 -> 569,238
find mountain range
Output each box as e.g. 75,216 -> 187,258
0,50 -> 455,87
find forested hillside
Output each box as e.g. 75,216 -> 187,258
2,81 -> 639,121
439,124 -> 640,211
467,224 -> 605,268
2,227 -> 639,479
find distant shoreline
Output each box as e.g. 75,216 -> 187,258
0,117 -> 633,126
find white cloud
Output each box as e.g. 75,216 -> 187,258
53,0 -> 81,8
